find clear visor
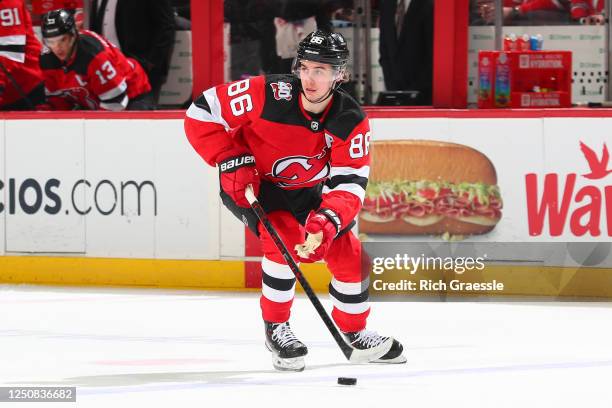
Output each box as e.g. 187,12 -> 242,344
292,58 -> 345,83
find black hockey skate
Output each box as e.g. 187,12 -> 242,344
265,321 -> 308,372
344,329 -> 407,364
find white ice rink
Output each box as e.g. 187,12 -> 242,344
1,284 -> 612,408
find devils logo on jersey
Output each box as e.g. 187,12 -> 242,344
267,146 -> 330,187
270,81 -> 293,101
47,86 -> 98,109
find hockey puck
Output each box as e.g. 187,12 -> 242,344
337,377 -> 357,385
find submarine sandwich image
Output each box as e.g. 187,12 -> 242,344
360,140 -> 503,236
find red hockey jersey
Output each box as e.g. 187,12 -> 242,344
506,0 -> 604,19
40,30 -> 150,110
0,0 -> 44,107
184,75 -> 371,230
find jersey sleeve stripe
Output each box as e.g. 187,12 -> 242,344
0,35 -> 26,45
322,183 -> 366,202
324,165 -> 369,197
325,174 -> 368,190
0,49 -> 25,63
0,44 -> 25,55
99,94 -> 128,111
98,80 -> 128,101
100,90 -> 128,104
185,87 -> 230,128
328,165 -> 370,179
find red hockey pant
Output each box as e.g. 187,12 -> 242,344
258,210 -> 370,333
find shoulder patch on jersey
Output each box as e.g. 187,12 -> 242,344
324,89 -> 367,141
269,81 -> 293,101
261,74 -> 303,126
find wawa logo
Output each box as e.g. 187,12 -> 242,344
270,82 -> 293,101
525,141 -> 611,237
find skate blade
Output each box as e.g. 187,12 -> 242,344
271,355 -> 305,372
266,342 -> 306,372
348,337 -> 394,364
370,354 -> 407,364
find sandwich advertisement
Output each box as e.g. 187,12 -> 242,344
360,140 -> 502,237
361,118 -> 611,243
361,117 -> 612,298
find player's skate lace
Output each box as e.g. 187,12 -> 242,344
271,322 -> 300,348
349,330 -> 387,348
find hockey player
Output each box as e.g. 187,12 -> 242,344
184,30 -> 405,371
0,0 -> 46,110
39,9 -> 153,111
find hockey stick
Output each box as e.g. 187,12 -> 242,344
245,185 -> 392,364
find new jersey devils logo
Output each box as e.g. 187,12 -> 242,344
270,81 -> 293,101
47,86 -> 98,110
267,146 -> 330,187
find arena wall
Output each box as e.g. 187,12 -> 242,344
0,110 -> 609,297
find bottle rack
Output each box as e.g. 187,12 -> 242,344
478,50 -> 572,109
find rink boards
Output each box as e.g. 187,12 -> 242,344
0,110 -> 610,297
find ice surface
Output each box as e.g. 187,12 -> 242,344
1,284 -> 611,407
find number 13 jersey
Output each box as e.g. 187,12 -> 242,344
40,30 -> 150,110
